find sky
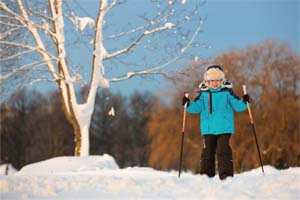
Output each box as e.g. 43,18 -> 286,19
200,0 -> 299,57
24,0 -> 299,98
108,0 -> 299,97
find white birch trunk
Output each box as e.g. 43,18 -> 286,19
79,121 -> 91,156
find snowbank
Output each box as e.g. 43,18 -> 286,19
0,164 -> 17,175
0,155 -> 299,200
17,154 -> 118,175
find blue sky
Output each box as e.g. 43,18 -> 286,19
28,0 -> 299,98
200,0 -> 299,58
108,0 -> 299,96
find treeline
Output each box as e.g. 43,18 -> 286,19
0,89 -> 157,169
147,40 -> 300,173
1,40 -> 299,173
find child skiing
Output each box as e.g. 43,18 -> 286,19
182,65 -> 250,180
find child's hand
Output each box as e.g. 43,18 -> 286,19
182,92 -> 190,106
243,94 -> 251,103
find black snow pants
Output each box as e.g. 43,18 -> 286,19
200,134 -> 233,180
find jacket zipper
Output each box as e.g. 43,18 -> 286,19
208,92 -> 212,114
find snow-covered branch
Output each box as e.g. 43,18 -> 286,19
0,2 -> 54,38
0,40 -> 57,59
181,20 -> 203,53
0,59 -> 56,83
104,22 -> 174,60
0,20 -> 55,40
103,0 -> 177,60
108,54 -> 180,83
0,49 -> 36,61
105,25 -> 144,40
104,9 -> 172,40
104,33 -> 144,60
93,0 -> 108,61
5,0 -> 60,86
109,71 -> 171,82
0,27 -> 19,40
106,0 -> 118,11
144,22 -> 174,35
109,16 -> 203,83
88,0 -> 109,104
23,0 -> 53,22
0,2 -> 27,26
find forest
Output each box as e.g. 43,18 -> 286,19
1,41 -> 299,173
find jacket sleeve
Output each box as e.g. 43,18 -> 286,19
186,97 -> 202,114
228,90 -> 247,112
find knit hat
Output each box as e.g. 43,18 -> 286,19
204,65 -> 225,81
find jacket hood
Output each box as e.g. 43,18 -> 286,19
198,80 -> 233,91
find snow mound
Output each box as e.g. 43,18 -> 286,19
17,154 -> 118,175
1,155 -> 299,200
0,164 -> 17,175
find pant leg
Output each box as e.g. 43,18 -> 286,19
217,134 -> 234,180
200,135 -> 217,177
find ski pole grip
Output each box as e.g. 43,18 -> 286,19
242,85 -> 247,95
184,92 -> 189,108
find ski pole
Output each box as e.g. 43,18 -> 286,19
243,85 -> 264,174
178,92 -> 188,178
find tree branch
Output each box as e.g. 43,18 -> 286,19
0,59 -> 56,83
0,49 -> 36,61
104,22 -> 174,60
0,1 -> 27,25
106,0 -> 118,11
0,26 -> 20,40
108,16 -> 203,83
181,19 -> 203,53
0,40 -> 57,60
104,0 -> 176,60
104,10 -> 171,41
24,0 -> 54,22
109,70 -> 171,82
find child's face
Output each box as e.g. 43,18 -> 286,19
208,80 -> 222,89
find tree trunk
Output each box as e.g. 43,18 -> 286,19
73,121 -> 82,156
57,80 -> 82,156
79,124 -> 90,156
67,112 -> 90,156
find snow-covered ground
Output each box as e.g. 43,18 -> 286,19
0,154 -> 299,200
0,164 -> 17,176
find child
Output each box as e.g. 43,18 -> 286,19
182,65 -> 250,180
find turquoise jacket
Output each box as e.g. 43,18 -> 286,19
187,86 -> 247,135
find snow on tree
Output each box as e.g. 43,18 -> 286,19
0,0 -> 205,156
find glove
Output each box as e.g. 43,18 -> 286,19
243,94 -> 251,103
182,92 -> 190,106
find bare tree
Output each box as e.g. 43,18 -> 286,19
0,0 -> 204,156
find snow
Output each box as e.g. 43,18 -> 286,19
164,22 -> 175,29
17,155 -> 118,175
144,23 -> 175,35
0,155 -> 299,200
71,15 -> 95,32
0,164 -> 17,175
108,106 -> 115,116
